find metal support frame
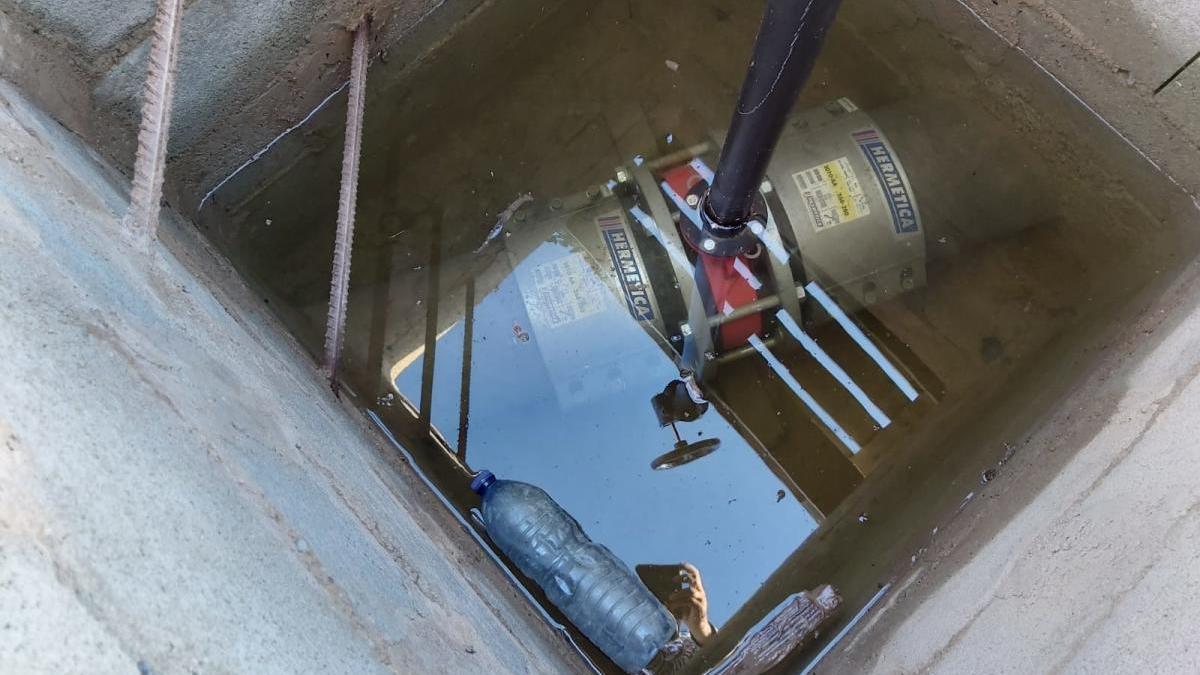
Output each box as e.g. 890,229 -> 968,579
631,165 -> 717,381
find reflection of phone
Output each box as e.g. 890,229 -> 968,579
636,563 -> 686,603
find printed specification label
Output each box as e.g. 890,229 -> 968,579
792,157 -> 870,232
523,253 -> 606,329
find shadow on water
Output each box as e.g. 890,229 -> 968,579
197,0 -> 1200,672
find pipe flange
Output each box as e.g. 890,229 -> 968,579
677,190 -> 766,257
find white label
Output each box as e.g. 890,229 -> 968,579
792,157 -> 871,232
522,253 -> 607,329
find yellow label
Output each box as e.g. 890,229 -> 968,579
792,157 -> 870,232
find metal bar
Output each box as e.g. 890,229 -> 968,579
702,388 -> 827,521
644,142 -> 712,171
760,206 -> 803,321
775,310 -> 891,428
323,20 -> 370,381
417,217 -> 442,430
708,289 -> 793,327
714,334 -> 779,366
707,0 -> 844,226
805,281 -> 919,401
629,206 -> 694,276
749,334 -> 861,454
122,0 -> 185,245
630,165 -> 715,380
456,276 -> 476,461
661,178 -> 703,229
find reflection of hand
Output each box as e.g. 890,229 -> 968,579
667,563 -> 716,645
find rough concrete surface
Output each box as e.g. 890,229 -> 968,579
7,0 -> 155,57
951,0 -> 1200,196
0,80 -> 584,675
1036,0 -> 1199,87
826,251 -> 1200,673
0,8 -> 96,138
1158,60 -> 1200,142
814,3 -> 1200,670
0,0 -> 502,217
2,0 -> 1197,215
4,0 -> 1200,673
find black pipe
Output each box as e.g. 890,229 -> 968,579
706,0 -> 844,227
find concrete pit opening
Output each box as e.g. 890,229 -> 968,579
3,0 -> 1200,673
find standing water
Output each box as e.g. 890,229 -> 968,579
198,0 -> 1200,672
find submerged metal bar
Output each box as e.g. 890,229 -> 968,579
323,20 -> 370,381
644,142 -> 712,171
714,334 -> 779,366
749,334 -> 861,454
805,281 -> 919,401
122,0 -> 184,245
775,310 -> 891,428
629,205 -> 694,275
456,276 -> 476,461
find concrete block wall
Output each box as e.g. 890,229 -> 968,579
0,0 -> 470,214
2,0 -> 1195,211
8,0 -> 156,58
820,1 -> 1200,672
954,0 -> 1200,197
0,78 -> 585,675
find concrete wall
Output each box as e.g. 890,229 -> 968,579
0,0 -> 488,215
952,0 -> 1200,197
818,0 -> 1200,671
4,0 -> 1199,672
0,79 -> 585,675
7,0 -> 155,57
2,0 -> 1195,212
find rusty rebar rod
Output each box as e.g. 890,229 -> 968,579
123,0 -> 184,245
417,217 -> 442,430
323,19 -> 370,382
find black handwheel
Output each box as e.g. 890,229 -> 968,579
651,438 -> 721,471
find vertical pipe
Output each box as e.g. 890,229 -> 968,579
123,0 -> 185,245
323,20 -> 370,382
456,276 -> 476,461
706,0 -> 843,226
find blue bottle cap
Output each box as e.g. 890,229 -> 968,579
470,470 -> 496,495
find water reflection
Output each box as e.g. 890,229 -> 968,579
207,0 -> 1196,670
637,563 -> 716,646
379,116 -> 945,670
390,220 -> 820,628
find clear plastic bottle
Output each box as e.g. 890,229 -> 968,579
472,470 -> 677,673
